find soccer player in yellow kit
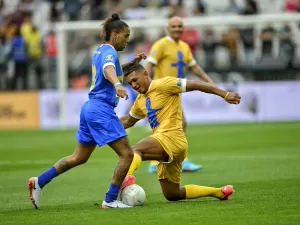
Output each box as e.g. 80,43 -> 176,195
146,16 -> 215,173
119,64 -> 240,202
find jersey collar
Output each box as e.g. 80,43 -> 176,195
146,81 -> 153,94
166,36 -> 175,43
100,43 -> 115,50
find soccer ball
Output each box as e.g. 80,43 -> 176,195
120,184 -> 146,206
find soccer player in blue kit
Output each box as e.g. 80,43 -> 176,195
28,13 -> 146,209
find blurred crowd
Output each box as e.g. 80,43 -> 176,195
0,0 -> 300,91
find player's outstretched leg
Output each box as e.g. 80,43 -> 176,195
121,137 -> 169,191
28,142 -> 96,209
159,179 -> 234,202
102,137 -> 134,209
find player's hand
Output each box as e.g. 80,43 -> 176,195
116,85 -> 129,100
224,92 -> 241,104
133,52 -> 147,65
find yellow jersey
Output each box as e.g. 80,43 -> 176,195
26,32 -> 43,58
130,77 -> 186,133
148,36 -> 196,80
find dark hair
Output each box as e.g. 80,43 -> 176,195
124,64 -> 145,77
102,13 -> 129,41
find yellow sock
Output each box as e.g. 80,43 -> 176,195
127,153 -> 142,175
184,185 -> 223,199
150,160 -> 159,166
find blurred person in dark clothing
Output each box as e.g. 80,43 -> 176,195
260,25 -> 275,57
46,30 -> 57,89
241,0 -> 258,15
202,29 -> 217,68
279,24 -> 295,68
64,0 -> 82,21
0,33 -> 11,90
223,27 -> 240,68
10,28 -> 28,90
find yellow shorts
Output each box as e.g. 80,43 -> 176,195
151,130 -> 188,184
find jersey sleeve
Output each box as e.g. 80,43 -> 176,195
129,96 -> 146,120
186,45 -> 196,67
159,77 -> 187,94
101,47 -> 118,78
148,41 -> 163,65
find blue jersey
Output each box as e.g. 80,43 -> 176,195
89,44 -> 123,107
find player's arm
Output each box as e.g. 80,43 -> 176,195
122,52 -> 147,71
190,64 -> 215,85
119,114 -> 140,129
186,80 -> 241,104
104,65 -> 128,100
186,44 -> 215,85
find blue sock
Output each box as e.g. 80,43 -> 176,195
38,166 -> 59,188
105,184 -> 121,203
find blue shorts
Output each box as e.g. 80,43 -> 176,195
76,99 -> 127,147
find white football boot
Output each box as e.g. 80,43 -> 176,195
28,177 -> 42,209
102,200 -> 132,209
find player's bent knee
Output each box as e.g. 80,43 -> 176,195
164,193 -> 181,202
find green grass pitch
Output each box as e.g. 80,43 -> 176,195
0,122 -> 300,225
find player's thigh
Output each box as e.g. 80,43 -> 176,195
85,101 -> 128,148
159,179 -> 181,201
76,101 -> 97,146
133,137 -> 169,162
158,159 -> 183,184
72,142 -> 96,163
108,136 -> 133,158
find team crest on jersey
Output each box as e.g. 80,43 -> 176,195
151,50 -> 157,57
105,54 -> 113,61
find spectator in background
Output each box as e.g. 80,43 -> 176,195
224,0 -> 241,14
2,14 -> 17,40
223,27 -> 240,68
90,0 -> 106,20
21,12 -> 33,41
124,0 -> 147,20
110,0 -> 124,18
193,0 -> 206,15
127,28 -> 146,52
260,25 -> 275,57
240,27 -> 255,64
279,24 -> 295,68
0,0 -> 4,25
10,28 -> 28,90
27,25 -> 44,89
46,30 -> 57,89
50,0 -> 61,21
0,33 -> 11,90
64,0 -> 82,21
241,0 -> 258,15
202,29 -> 217,68
284,0 -> 300,13
181,28 -> 201,60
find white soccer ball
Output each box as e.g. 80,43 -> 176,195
120,184 -> 146,206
